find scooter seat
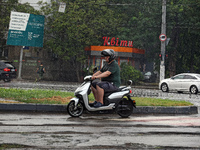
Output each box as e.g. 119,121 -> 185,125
104,88 -> 121,97
119,86 -> 126,90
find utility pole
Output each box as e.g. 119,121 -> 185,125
160,0 -> 167,82
17,46 -> 23,80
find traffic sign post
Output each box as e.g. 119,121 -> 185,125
159,33 -> 166,82
159,33 -> 167,66
160,0 -> 167,82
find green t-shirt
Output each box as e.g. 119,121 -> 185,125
38,66 -> 44,74
100,60 -> 121,87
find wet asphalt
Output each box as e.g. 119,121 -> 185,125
0,112 -> 200,149
0,79 -> 200,149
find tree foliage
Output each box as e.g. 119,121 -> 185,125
109,0 -> 200,77
39,1 -> 120,55
39,0 -> 122,81
120,62 -> 143,85
1,0 -> 199,81
166,0 -> 200,76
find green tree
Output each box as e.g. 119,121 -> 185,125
120,62 -> 143,85
165,0 -> 200,76
115,0 -> 199,78
39,0 -> 121,81
108,0 -> 162,71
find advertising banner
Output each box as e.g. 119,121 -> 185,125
7,11 -> 45,47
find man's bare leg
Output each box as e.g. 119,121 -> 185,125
96,85 -> 104,104
91,86 -> 98,102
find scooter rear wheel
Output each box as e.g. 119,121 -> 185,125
116,98 -> 133,118
67,101 -> 84,117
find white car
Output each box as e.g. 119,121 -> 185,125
159,73 -> 200,94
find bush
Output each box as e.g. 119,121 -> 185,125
120,62 -> 143,85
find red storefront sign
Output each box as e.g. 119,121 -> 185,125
103,37 -> 133,47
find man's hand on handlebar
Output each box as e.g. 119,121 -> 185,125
91,76 -> 97,80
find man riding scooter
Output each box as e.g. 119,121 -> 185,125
91,49 -> 121,107
67,49 -> 135,117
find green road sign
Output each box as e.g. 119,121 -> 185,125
7,12 -> 45,47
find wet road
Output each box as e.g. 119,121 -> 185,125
0,112 -> 200,149
0,80 -> 200,149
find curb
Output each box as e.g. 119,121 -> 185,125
0,103 -> 198,114
133,106 -> 198,114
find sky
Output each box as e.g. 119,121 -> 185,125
19,0 -> 51,10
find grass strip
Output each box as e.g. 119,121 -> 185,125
134,97 -> 193,106
0,88 -> 193,106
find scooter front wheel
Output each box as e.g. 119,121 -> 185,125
67,101 -> 84,117
116,98 -> 133,118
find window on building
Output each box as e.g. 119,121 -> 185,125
101,59 -> 106,68
120,59 -> 128,65
95,58 -> 101,70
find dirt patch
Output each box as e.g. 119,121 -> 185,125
31,96 -> 73,104
0,96 -> 73,104
0,96 -> 94,104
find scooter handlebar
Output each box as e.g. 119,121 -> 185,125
84,75 -> 93,81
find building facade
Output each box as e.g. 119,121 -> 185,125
4,45 -> 145,82
6,46 -> 77,82
85,46 -> 145,71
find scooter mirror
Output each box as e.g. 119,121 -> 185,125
93,66 -> 98,73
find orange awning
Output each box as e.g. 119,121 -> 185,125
85,46 -> 145,54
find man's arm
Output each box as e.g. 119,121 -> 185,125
43,67 -> 46,73
93,70 -> 101,76
92,71 -> 111,80
91,70 -> 101,80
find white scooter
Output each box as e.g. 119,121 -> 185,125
67,75 -> 136,118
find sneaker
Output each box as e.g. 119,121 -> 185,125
94,102 -> 103,108
89,101 -> 97,107
91,101 -> 97,105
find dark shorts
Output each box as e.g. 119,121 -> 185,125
92,81 -> 119,93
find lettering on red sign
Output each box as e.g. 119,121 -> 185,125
103,37 -> 110,46
103,37 -> 133,47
